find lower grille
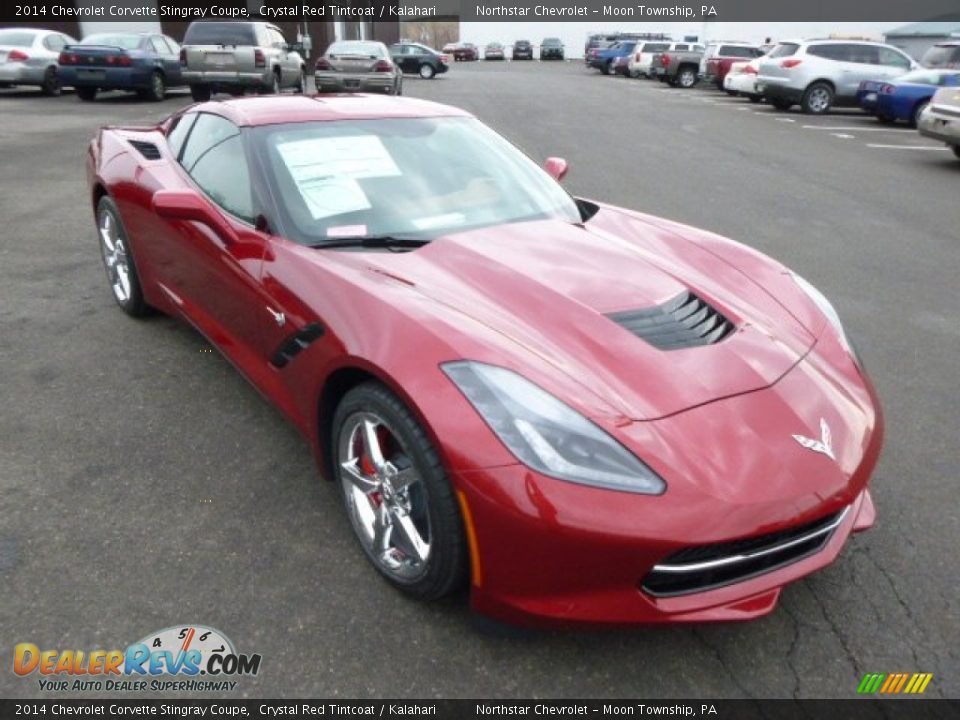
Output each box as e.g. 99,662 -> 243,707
641,507 -> 848,597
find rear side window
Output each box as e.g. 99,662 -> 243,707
81,34 -> 143,50
674,44 -> 688,51
43,34 -> 67,51
183,22 -> 257,46
150,37 -> 168,55
807,44 -> 846,61
166,113 -> 197,160
644,43 -> 670,53
919,45 -> 959,67
179,114 -> 253,222
719,45 -> 757,58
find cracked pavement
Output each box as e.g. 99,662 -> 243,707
1,61 -> 957,699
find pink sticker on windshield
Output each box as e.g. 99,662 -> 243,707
327,225 -> 368,238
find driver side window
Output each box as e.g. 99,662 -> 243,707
179,114 -> 254,223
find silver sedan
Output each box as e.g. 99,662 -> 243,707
0,27 -> 77,96
314,40 -> 402,95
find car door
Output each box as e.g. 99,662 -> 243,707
157,112 -> 274,367
876,46 -> 913,81
835,44 -> 882,97
149,36 -> 177,83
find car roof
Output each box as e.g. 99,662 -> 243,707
191,94 -> 471,127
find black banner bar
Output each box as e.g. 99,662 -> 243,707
3,0 -> 960,23
1,700 -> 959,720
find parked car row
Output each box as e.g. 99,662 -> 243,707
443,39 -> 567,61
601,35 -> 960,160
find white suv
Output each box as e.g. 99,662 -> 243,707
628,41 -> 702,78
756,39 -> 916,114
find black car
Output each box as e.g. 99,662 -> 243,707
388,42 -> 449,79
540,38 -> 564,60
512,40 -> 533,60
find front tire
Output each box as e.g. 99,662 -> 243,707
76,86 -> 97,102
601,60 -> 612,75
801,82 -> 834,114
770,97 -> 793,111
911,100 -> 929,128
418,63 -> 435,79
96,196 -> 150,317
189,84 -> 211,102
41,66 -> 61,96
748,94 -> 762,104
332,382 -> 467,600
143,71 -> 165,102
295,69 -> 305,94
953,145 -> 960,160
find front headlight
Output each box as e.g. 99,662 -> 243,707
442,361 -> 665,495
792,274 -> 861,364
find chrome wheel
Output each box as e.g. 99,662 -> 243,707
338,412 -> 432,581
99,208 -> 132,304
804,85 -> 832,114
679,68 -> 696,88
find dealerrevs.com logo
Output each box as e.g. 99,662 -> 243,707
13,625 -> 261,692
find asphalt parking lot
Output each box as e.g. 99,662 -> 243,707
1,60 -> 958,700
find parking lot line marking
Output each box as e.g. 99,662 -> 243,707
831,133 -> 855,139
775,118 -> 796,122
802,126 -> 917,132
866,143 -> 950,150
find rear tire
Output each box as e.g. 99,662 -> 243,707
748,94 -> 762,104
601,60 -> 612,75
295,69 -> 305,94
189,84 -> 211,102
76,86 -> 97,102
801,82 -> 834,114
418,63 -> 435,79
41,66 -> 61,96
953,145 -> 960,160
96,196 -> 150,318
770,97 -> 792,111
677,67 -> 697,88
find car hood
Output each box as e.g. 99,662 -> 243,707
355,213 -> 815,421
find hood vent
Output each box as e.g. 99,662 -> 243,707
129,140 -> 161,160
607,290 -> 734,350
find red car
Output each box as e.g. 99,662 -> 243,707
86,95 -> 882,627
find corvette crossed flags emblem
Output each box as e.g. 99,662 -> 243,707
793,418 -> 836,461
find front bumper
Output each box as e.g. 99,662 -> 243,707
454,340 -> 883,627
917,105 -> 960,145
315,72 -> 395,94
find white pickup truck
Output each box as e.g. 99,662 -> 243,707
180,21 -> 305,101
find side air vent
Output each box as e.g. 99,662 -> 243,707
607,290 -> 734,350
129,140 -> 161,160
270,323 -> 325,368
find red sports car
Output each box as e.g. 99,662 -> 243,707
87,95 -> 882,627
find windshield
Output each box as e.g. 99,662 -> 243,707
255,117 -> 581,245
81,34 -> 143,49
0,30 -> 36,47
768,43 -> 799,58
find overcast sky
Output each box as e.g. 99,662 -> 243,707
461,21 -> 911,53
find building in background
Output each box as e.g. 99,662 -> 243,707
3,0 -> 400,66
884,21 -> 960,59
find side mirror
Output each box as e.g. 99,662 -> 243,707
152,189 -> 238,245
544,157 -> 569,182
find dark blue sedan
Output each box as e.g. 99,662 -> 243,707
858,69 -> 960,126
587,41 -> 638,75
58,32 -> 183,102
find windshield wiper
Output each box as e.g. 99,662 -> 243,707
311,236 -> 431,251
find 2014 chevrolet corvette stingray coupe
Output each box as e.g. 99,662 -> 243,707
87,95 -> 882,627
